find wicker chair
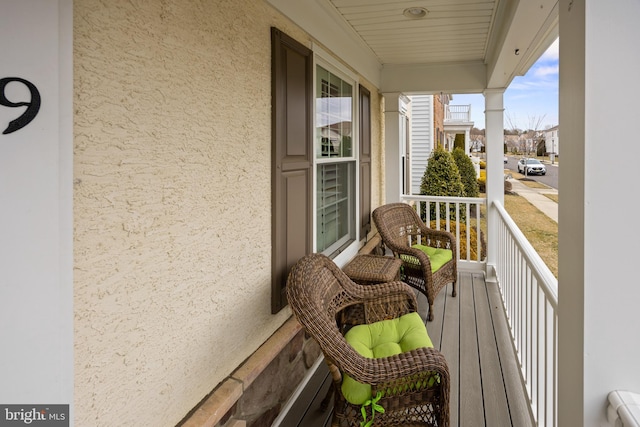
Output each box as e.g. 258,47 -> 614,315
372,203 -> 458,322
286,253 -> 450,427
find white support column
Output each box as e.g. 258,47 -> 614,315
0,0 -> 73,410
483,89 -> 504,280
382,93 -> 404,203
464,128 -> 471,155
559,0 -> 640,425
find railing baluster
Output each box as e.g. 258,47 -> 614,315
401,194 -> 486,270
492,200 -> 558,427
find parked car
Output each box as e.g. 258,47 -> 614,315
504,156 -> 508,164
517,158 -> 546,175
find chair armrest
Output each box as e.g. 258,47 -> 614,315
351,280 -> 416,302
341,346 -> 449,387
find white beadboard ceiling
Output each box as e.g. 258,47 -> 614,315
267,0 -> 559,91
328,0 -> 497,65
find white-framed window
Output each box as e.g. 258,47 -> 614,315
314,54 -> 359,260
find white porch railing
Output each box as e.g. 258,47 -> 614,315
444,104 -> 472,122
494,200 -> 558,427
400,195 -> 559,427
401,195 -> 486,271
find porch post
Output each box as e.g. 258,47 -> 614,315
464,128 -> 471,155
559,0 -> 640,425
483,89 -> 504,280
0,0 -> 73,407
382,93 -> 407,203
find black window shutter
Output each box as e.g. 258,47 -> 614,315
359,85 -> 372,239
271,28 -> 313,313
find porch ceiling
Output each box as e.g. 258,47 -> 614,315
330,0 -> 493,66
266,0 -> 558,93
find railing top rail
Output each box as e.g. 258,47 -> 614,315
447,104 -> 471,112
494,200 -> 558,306
402,194 -> 486,205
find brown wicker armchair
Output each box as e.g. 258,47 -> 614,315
286,253 -> 450,427
372,203 -> 458,321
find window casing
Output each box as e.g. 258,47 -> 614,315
314,63 -> 357,258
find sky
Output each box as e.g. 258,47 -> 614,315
452,38 -> 559,131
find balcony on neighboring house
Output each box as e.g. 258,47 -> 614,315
443,105 -> 475,154
445,104 -> 473,123
277,195 -> 558,427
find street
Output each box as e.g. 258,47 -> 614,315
504,156 -> 558,189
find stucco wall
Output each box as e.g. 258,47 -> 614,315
73,1 -> 382,426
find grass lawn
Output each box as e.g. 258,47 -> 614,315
504,193 -> 558,278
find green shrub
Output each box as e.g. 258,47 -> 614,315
454,134 -> 465,151
420,147 -> 464,197
420,147 -> 465,221
452,148 -> 479,198
478,170 -> 486,193
478,171 -> 513,194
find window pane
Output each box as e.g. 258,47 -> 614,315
316,66 -> 352,158
317,162 -> 355,253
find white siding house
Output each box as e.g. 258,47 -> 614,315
408,95 -> 434,194
544,125 -> 559,156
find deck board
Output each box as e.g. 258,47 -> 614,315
280,271 -> 535,427
486,279 -> 535,427
473,272 -> 512,426
437,282 -> 460,426
458,272 -> 484,425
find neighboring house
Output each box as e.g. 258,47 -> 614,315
544,125 -> 560,157
433,93 -> 448,149
409,94 -> 469,195
408,94 -> 436,195
2,1 -> 639,427
443,102 -> 474,154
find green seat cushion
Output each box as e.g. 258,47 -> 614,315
400,244 -> 453,273
341,312 -> 433,405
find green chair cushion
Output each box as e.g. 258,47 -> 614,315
341,312 -> 433,405
400,244 -> 453,273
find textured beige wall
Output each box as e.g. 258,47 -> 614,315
73,1 -> 382,426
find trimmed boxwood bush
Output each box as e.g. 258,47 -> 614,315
420,147 -> 464,197
452,148 -> 479,198
420,147 -> 465,221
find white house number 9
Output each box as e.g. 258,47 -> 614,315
0,77 -> 41,135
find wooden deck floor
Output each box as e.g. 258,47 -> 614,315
277,271 -> 534,427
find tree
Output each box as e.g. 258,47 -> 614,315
470,127 -> 485,152
526,114 -> 547,156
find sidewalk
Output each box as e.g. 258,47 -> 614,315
507,178 -> 558,223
